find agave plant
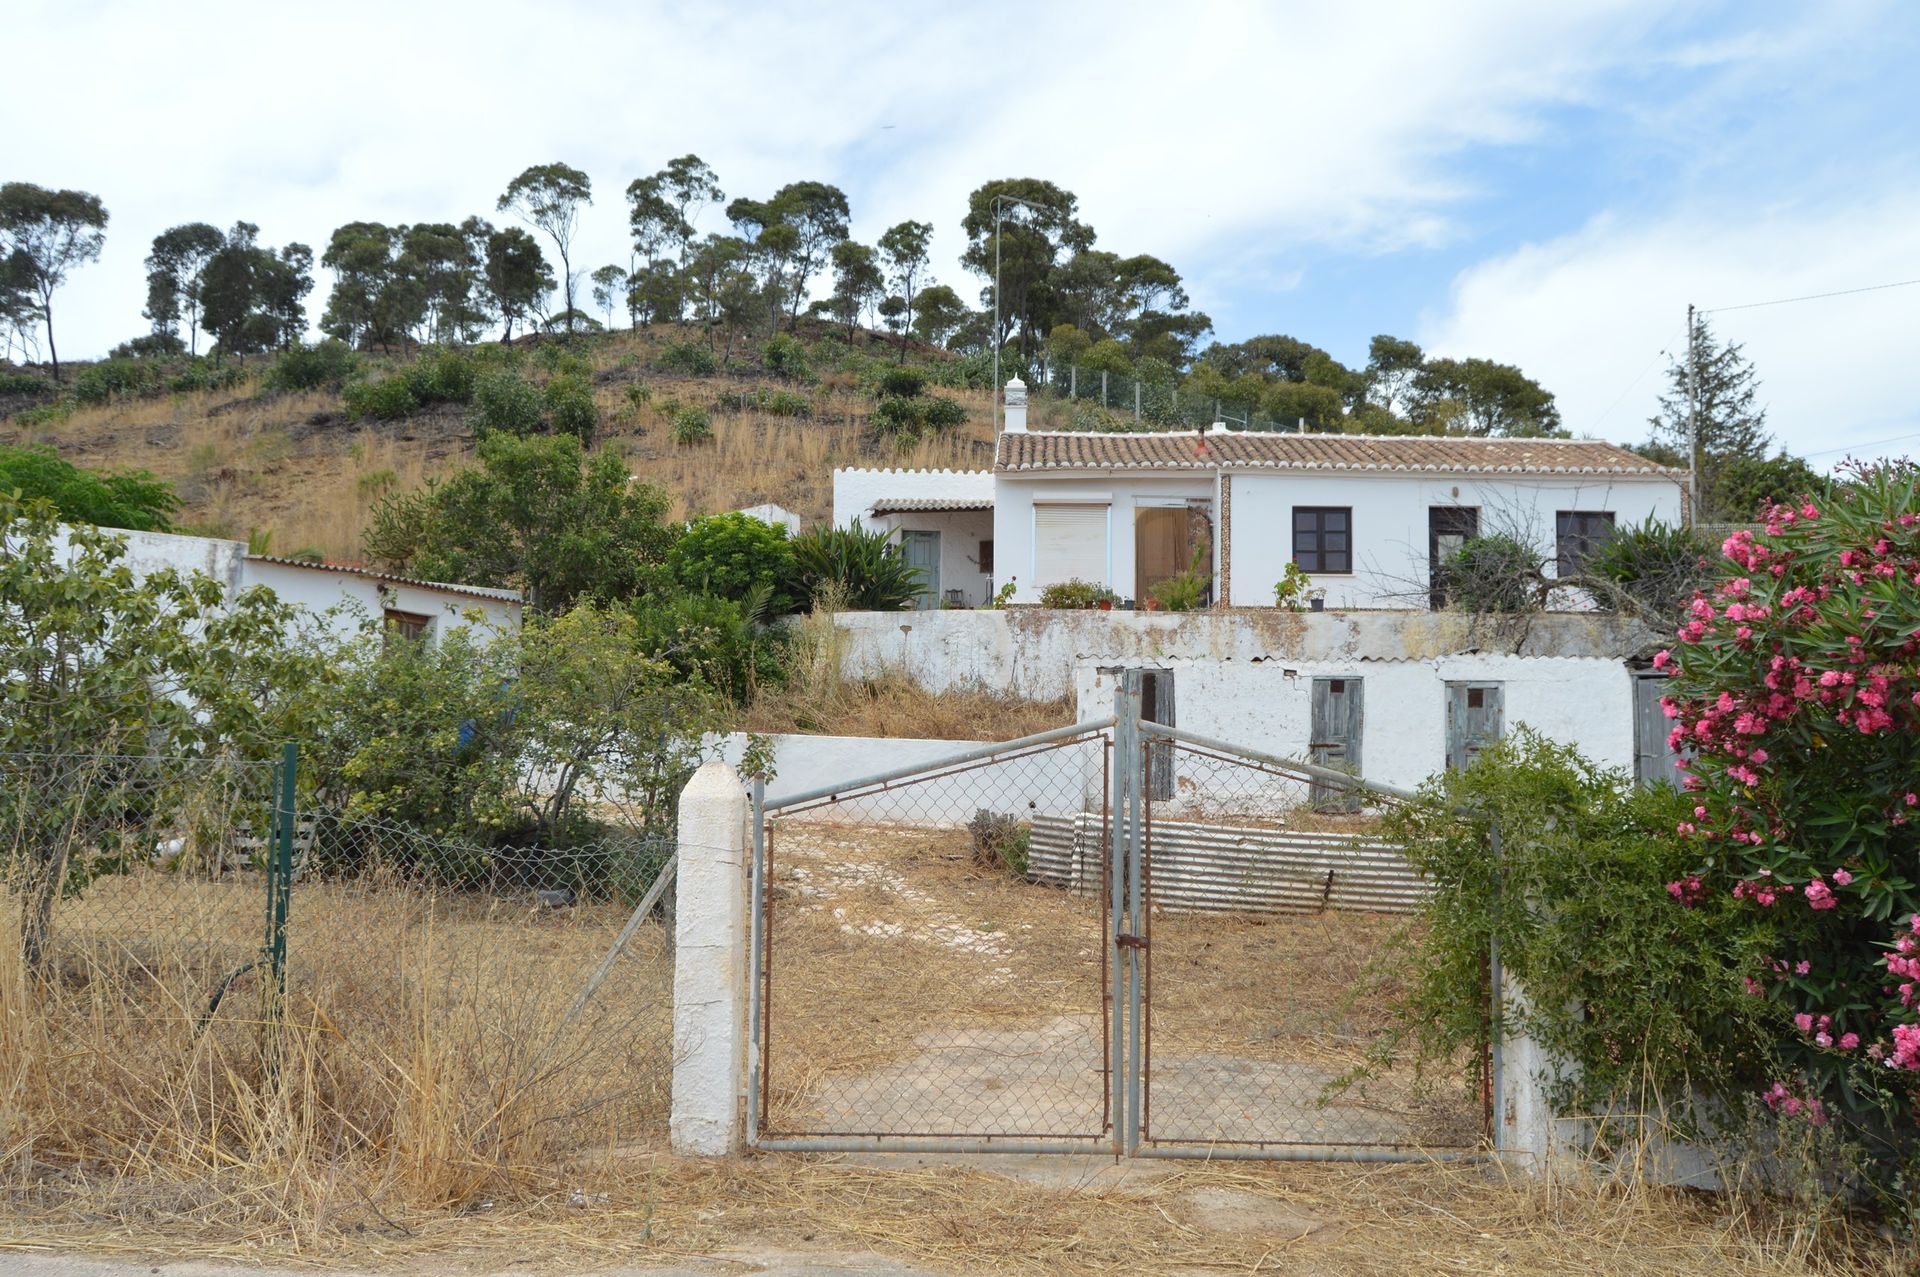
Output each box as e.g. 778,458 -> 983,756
788,523 -> 924,611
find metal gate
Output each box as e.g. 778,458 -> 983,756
749,674 -> 1487,1160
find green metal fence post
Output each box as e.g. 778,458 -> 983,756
262,741 -> 297,1079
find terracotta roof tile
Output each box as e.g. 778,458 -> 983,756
868,496 -> 994,514
994,430 -> 1684,477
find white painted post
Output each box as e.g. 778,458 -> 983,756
1004,377 -> 1028,433
670,760 -> 749,1156
1495,979 -> 1580,1177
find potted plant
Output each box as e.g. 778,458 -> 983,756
1098,597 -> 1113,611
1308,588 -> 1327,612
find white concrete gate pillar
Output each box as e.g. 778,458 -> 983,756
670,760 -> 749,1155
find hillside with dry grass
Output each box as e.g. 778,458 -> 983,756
0,323 -> 997,564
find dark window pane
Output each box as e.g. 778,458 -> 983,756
1325,511 -> 1347,532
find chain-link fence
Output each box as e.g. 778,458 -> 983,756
1139,734 -> 1487,1153
2,748 -> 680,1195
1027,362 -> 1302,434
755,726 -> 1115,1147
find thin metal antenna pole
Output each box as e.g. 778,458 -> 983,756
1686,303 -> 1700,524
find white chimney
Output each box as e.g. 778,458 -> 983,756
1003,376 -> 1028,433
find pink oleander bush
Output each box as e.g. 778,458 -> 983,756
1660,460 -> 1920,1184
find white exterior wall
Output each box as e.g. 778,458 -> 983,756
1075,656 -> 1636,792
54,524 -> 519,646
831,468 -> 993,529
1224,471 -> 1687,609
710,731 -> 1105,823
735,502 -> 804,534
243,561 -> 520,644
994,474 -> 1216,604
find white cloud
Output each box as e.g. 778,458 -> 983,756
10,0 -> 1687,359
1417,192 -> 1920,464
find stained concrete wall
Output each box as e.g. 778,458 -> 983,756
711,731 -> 1106,824
831,608 -> 1657,702
1075,656 -> 1638,793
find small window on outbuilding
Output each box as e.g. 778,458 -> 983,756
384,609 -> 433,646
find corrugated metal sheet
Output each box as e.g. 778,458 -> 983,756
1028,813 -> 1431,915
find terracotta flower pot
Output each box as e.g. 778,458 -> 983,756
1098,599 -> 1113,611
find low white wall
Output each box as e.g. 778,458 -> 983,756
1076,656 -> 1634,792
245,560 -> 521,645
711,731 -> 1104,826
832,608 -> 1654,701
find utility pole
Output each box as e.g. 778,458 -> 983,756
1686,303 -> 1701,525
990,192 -> 1053,436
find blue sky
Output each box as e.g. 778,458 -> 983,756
13,0 -> 1919,462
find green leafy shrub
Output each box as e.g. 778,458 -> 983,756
668,511 -> 800,615
470,371 -> 544,435
1039,579 -> 1118,609
71,358 -> 156,404
789,523 -> 923,611
629,588 -> 791,705
0,371 -> 50,396
763,332 -> 810,380
405,345 -> 477,404
533,343 -> 594,380
670,405 -> 712,446
877,366 -> 926,399
1381,730 -> 1769,1121
624,383 -> 652,407
0,444 -> 178,530
1444,535 -> 1541,613
341,374 -> 420,422
165,361 -> 245,394
657,340 -> 718,376
872,393 -> 967,440
543,372 -> 599,445
263,340 -> 360,393
717,387 -> 813,418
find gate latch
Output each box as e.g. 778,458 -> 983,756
1115,933 -> 1149,951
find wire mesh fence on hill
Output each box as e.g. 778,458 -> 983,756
1027,362 -> 1302,434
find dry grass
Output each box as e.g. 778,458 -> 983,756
2,828 -> 1909,1275
1,868 -> 673,1239
742,604 -> 1074,741
4,326 -> 998,562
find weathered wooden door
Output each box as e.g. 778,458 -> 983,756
1633,673 -> 1684,789
1445,682 -> 1503,771
1309,676 -> 1364,811
901,530 -> 940,609
1428,507 -> 1480,610
1141,668 -> 1175,801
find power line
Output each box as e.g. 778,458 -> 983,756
1701,276 -> 1920,315
1800,429 -> 1920,460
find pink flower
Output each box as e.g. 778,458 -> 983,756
1794,1012 -> 1814,1033
1832,868 -> 1853,887
1805,880 -> 1836,910
1795,960 -> 1811,975
1840,1033 -> 1860,1051
1652,649 -> 1670,670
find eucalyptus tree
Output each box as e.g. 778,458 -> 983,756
877,220 -> 932,360
497,162 -> 592,333
143,222 -> 224,354
0,182 -> 109,381
482,226 -> 553,343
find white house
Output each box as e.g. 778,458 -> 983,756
84,526 -> 521,642
835,382 -> 1688,610
735,502 -> 805,535
830,468 -> 996,608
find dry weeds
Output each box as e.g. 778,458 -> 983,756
1,829 -> 1909,1275
4,326 -> 997,562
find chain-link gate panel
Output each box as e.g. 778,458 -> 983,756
753,724 -> 1116,1150
1136,730 -> 1487,1155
